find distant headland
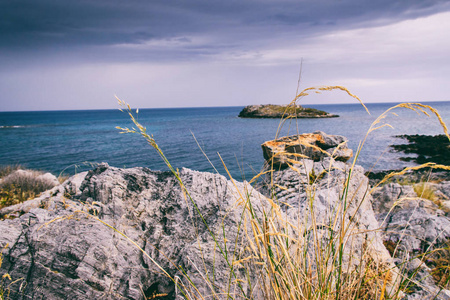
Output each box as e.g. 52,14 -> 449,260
238,104 -> 339,118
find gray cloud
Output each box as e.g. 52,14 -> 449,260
1,0 -> 449,54
1,0 -> 449,111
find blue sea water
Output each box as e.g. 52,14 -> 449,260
1,101 -> 450,181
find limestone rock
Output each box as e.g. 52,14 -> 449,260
378,205 -> 450,256
0,163 -> 268,299
435,182 -> 450,199
260,158 -> 399,295
371,183 -> 417,215
261,131 -> 353,168
400,258 -> 450,300
0,161 -> 393,299
373,181 -> 450,298
3,159 -> 449,299
264,159 -> 450,298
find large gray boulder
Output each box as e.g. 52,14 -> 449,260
371,183 -> 417,215
7,158 -> 450,299
265,158 -> 450,299
373,182 -> 450,255
0,164 -> 268,299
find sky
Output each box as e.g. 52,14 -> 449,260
1,0 -> 450,111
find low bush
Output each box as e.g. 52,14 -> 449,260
0,169 -> 58,209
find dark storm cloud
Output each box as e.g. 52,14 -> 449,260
1,0 -> 449,53
1,0 -> 449,111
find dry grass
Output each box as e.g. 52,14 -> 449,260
2,87 -> 450,298
413,182 -> 437,202
428,240 -> 450,289
0,165 -> 22,178
0,169 -> 57,209
116,92 -> 413,299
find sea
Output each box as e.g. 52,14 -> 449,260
1,101 -> 450,181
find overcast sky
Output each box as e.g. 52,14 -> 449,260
1,0 -> 449,111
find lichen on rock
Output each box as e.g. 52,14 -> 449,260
261,130 -> 353,169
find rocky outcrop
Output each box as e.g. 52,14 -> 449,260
261,131 -> 353,168
238,104 -> 338,118
391,134 -> 450,165
372,182 -> 450,298
371,183 -> 417,215
263,159 -> 450,299
0,159 -> 400,299
0,164 -> 269,299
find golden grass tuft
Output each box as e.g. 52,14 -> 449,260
413,182 -> 437,202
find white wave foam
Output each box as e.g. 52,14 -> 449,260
0,125 -> 25,129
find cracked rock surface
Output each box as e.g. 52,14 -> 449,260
373,182 -> 450,299
260,159 -> 396,284
0,163 -> 267,299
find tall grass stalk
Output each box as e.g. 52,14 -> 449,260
116,98 -> 251,298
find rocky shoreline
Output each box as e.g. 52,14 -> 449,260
1,132 -> 450,299
366,134 -> 450,185
391,134 -> 450,165
238,104 -> 339,118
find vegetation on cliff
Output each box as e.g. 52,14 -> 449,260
238,104 -> 338,118
0,166 -> 59,209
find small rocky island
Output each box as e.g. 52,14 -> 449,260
238,104 -> 338,118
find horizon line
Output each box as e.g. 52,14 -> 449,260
1,99 -> 449,113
